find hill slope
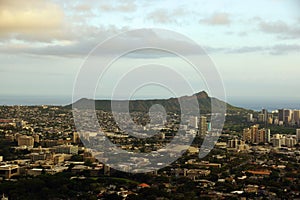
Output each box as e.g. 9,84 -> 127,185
67,91 -> 249,114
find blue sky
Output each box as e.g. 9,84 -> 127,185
0,0 -> 299,107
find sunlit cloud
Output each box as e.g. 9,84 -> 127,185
0,0 -> 66,42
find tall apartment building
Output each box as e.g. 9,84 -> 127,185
189,116 -> 198,129
278,109 -> 293,125
278,109 -> 284,122
284,109 -> 292,124
243,125 -> 270,144
250,125 -> 259,143
199,116 -> 207,137
293,110 -> 300,125
247,114 -> 253,122
296,129 -> 300,142
258,114 -> 265,123
262,109 -> 268,122
266,129 -> 271,143
257,129 -> 266,143
243,128 -> 251,142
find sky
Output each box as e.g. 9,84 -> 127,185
0,0 -> 300,109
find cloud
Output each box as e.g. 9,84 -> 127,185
226,46 -> 264,54
0,28 -> 209,57
0,25 -> 129,57
225,44 -> 300,55
0,0 -> 66,42
147,9 -> 175,24
74,4 -> 92,12
258,20 -> 300,39
1,28 -> 298,57
199,12 -> 231,26
270,44 -> 300,55
147,8 -> 187,24
99,1 -> 136,12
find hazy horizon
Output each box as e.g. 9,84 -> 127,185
1,94 -> 299,111
0,0 -> 299,109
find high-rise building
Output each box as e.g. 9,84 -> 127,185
262,109 -> 268,122
278,109 -> 293,125
257,129 -> 267,143
296,129 -> 300,142
199,116 -> 207,137
243,125 -> 270,144
250,125 -> 259,143
284,109 -> 292,124
278,109 -> 284,122
266,129 -> 271,143
258,114 -> 265,123
243,128 -> 251,142
247,113 -> 253,122
293,110 -> 300,125
189,116 -> 198,129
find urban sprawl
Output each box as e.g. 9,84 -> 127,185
0,106 -> 300,199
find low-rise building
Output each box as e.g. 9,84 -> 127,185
0,165 -> 19,179
53,145 -> 78,155
18,135 -> 34,147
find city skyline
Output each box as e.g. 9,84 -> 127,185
0,0 -> 299,107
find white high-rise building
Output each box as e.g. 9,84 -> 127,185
247,113 -> 253,122
266,129 -> 271,143
189,116 -> 198,129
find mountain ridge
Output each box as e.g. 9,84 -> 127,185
67,91 -> 250,114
